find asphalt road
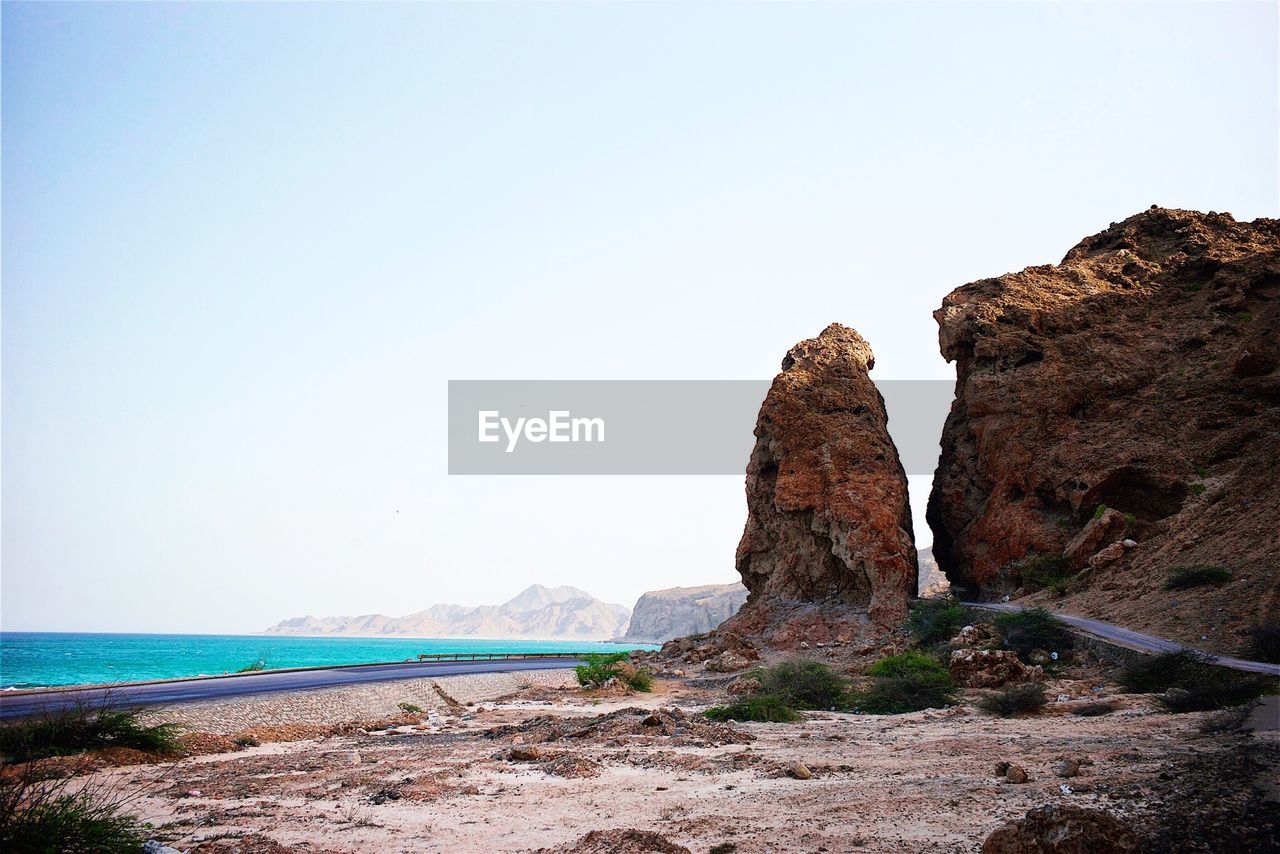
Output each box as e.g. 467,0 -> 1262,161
963,601 -> 1280,677
0,657 -> 583,720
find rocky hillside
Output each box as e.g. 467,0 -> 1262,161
619,583 -> 748,643
265,584 -> 631,641
927,207 -> 1279,654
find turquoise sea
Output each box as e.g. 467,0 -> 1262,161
0,632 -> 656,689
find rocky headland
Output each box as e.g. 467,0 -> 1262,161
618,583 -> 748,644
927,207 -> 1279,654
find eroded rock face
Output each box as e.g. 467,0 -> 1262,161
735,323 -> 917,628
928,208 -> 1280,652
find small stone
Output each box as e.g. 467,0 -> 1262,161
1005,765 -> 1029,784
994,761 -> 1011,776
789,762 -> 813,780
642,714 -> 662,727
509,745 -> 541,761
1054,759 -> 1081,778
1122,539 -> 1137,547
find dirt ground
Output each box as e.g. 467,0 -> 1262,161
53,666 -> 1279,853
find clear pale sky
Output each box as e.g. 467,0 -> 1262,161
3,2 -> 1276,634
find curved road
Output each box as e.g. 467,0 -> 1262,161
963,601 -> 1280,677
0,657 -> 582,720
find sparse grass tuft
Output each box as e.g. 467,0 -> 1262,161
0,702 -> 180,765
703,695 -> 800,723
1117,650 -> 1274,712
397,702 -> 423,714
1092,504 -> 1108,519
906,598 -> 966,646
992,608 -> 1073,663
237,658 -> 267,673
977,682 -> 1047,717
1164,565 -> 1231,590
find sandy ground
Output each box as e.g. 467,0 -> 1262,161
59,667 -> 1277,853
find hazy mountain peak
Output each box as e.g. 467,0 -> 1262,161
500,584 -> 597,613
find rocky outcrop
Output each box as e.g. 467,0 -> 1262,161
733,324 -> 917,629
619,583 -> 748,644
265,584 -> 630,641
928,208 -> 1280,653
948,649 -> 1043,689
982,805 -> 1137,853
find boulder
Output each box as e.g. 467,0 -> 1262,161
927,208 -> 1280,653
950,622 -> 999,648
949,649 -> 1044,688
704,651 -> 753,673
726,677 -> 762,697
1087,542 -> 1126,569
981,805 -> 1138,853
788,762 -> 813,780
509,745 -> 541,761
1063,510 -> 1128,569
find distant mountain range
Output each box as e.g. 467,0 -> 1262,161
263,584 -> 631,641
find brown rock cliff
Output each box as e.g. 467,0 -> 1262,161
927,207 -> 1280,653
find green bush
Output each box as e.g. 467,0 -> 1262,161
993,608 -> 1073,662
1018,554 -> 1072,594
397,702 -> 423,714
573,653 -> 652,692
854,652 -> 956,715
977,682 -> 1047,717
907,599 -> 967,646
1164,565 -> 1231,590
1117,651 -> 1274,712
703,695 -> 800,723
751,659 -> 850,710
0,777 -> 146,853
867,651 -> 945,679
1246,624 -> 1280,664
0,703 -> 180,765
573,653 -> 630,688
1092,504 -> 1108,519
625,668 -> 654,692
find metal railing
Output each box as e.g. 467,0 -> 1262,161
407,652 -> 592,662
